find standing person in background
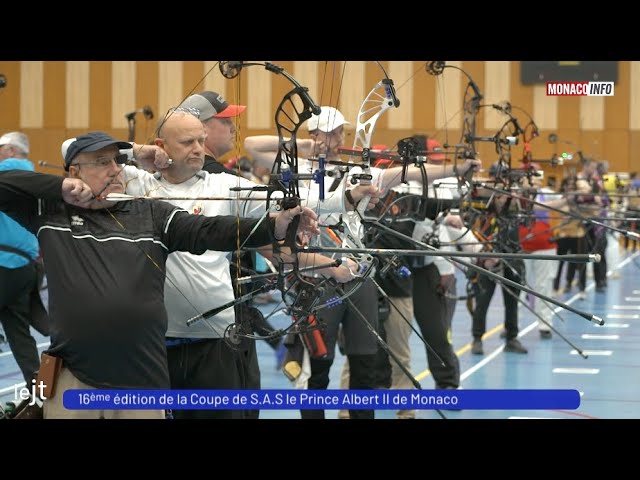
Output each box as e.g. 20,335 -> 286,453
362,136 -> 471,419
553,175 -> 587,299
518,165 -> 566,339
624,172 -> 640,251
576,158 -> 608,292
0,132 -> 47,384
470,164 -> 528,355
183,91 -> 246,175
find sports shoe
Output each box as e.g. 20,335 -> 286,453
471,338 -> 483,355
539,330 -> 552,340
437,386 -> 462,411
578,291 -> 587,300
504,338 -> 528,354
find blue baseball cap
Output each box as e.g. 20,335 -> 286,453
64,132 -> 131,170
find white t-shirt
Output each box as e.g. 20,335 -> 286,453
123,166 -> 342,338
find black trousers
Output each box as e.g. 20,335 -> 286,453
472,261 -> 523,340
0,264 -> 40,383
168,338 -> 247,419
412,264 -> 460,389
301,354 -> 377,419
301,279 -> 379,419
554,236 -> 587,291
586,226 -> 608,287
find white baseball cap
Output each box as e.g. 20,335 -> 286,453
0,132 -> 30,155
306,106 -> 349,133
61,137 -> 77,161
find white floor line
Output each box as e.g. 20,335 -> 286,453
607,314 -> 639,319
581,334 -> 619,340
595,323 -> 629,328
624,297 -> 640,302
612,305 -> 640,310
552,368 -> 600,374
460,250 -> 639,385
0,382 -> 24,396
570,350 -> 612,356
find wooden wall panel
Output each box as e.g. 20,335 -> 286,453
558,96 -> 581,136
182,61 -> 204,100
629,131 -> 640,174
202,61 -> 227,98
606,61 -> 629,130
294,61 -> 319,107
603,129 -> 629,172
510,62 -> 534,128
339,61 -> 365,130
21,61 -> 44,129
43,62 -> 65,129
533,84 -> 558,131
413,60 -> 436,135
463,61 -> 493,163
580,96 -> 605,131
483,61 -> 510,130
316,61 -> 343,108
435,60 -> 462,132
66,61 -> 90,129
158,61 -> 183,122
90,62 -> 111,131
271,60 -> 295,128
387,61 -> 413,130
629,62 -> 640,131
246,61 -> 272,130
0,61 -> 638,178
135,61 -> 158,142
111,61 -> 136,130
0,62 -> 21,129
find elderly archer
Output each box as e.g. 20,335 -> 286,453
0,131 -> 317,419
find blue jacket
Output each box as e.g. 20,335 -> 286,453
0,158 -> 40,268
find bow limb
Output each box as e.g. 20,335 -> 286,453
219,61 -> 337,323
313,75 -> 400,309
423,62 -> 484,242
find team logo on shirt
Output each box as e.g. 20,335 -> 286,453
192,203 -> 204,215
70,215 -> 84,226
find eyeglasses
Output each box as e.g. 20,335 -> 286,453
166,106 -> 201,118
71,153 -> 129,169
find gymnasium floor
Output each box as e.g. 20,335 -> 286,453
1,239 -> 638,420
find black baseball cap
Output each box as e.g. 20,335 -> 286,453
64,132 -> 131,170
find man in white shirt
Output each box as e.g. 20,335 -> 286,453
246,108 -> 480,419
